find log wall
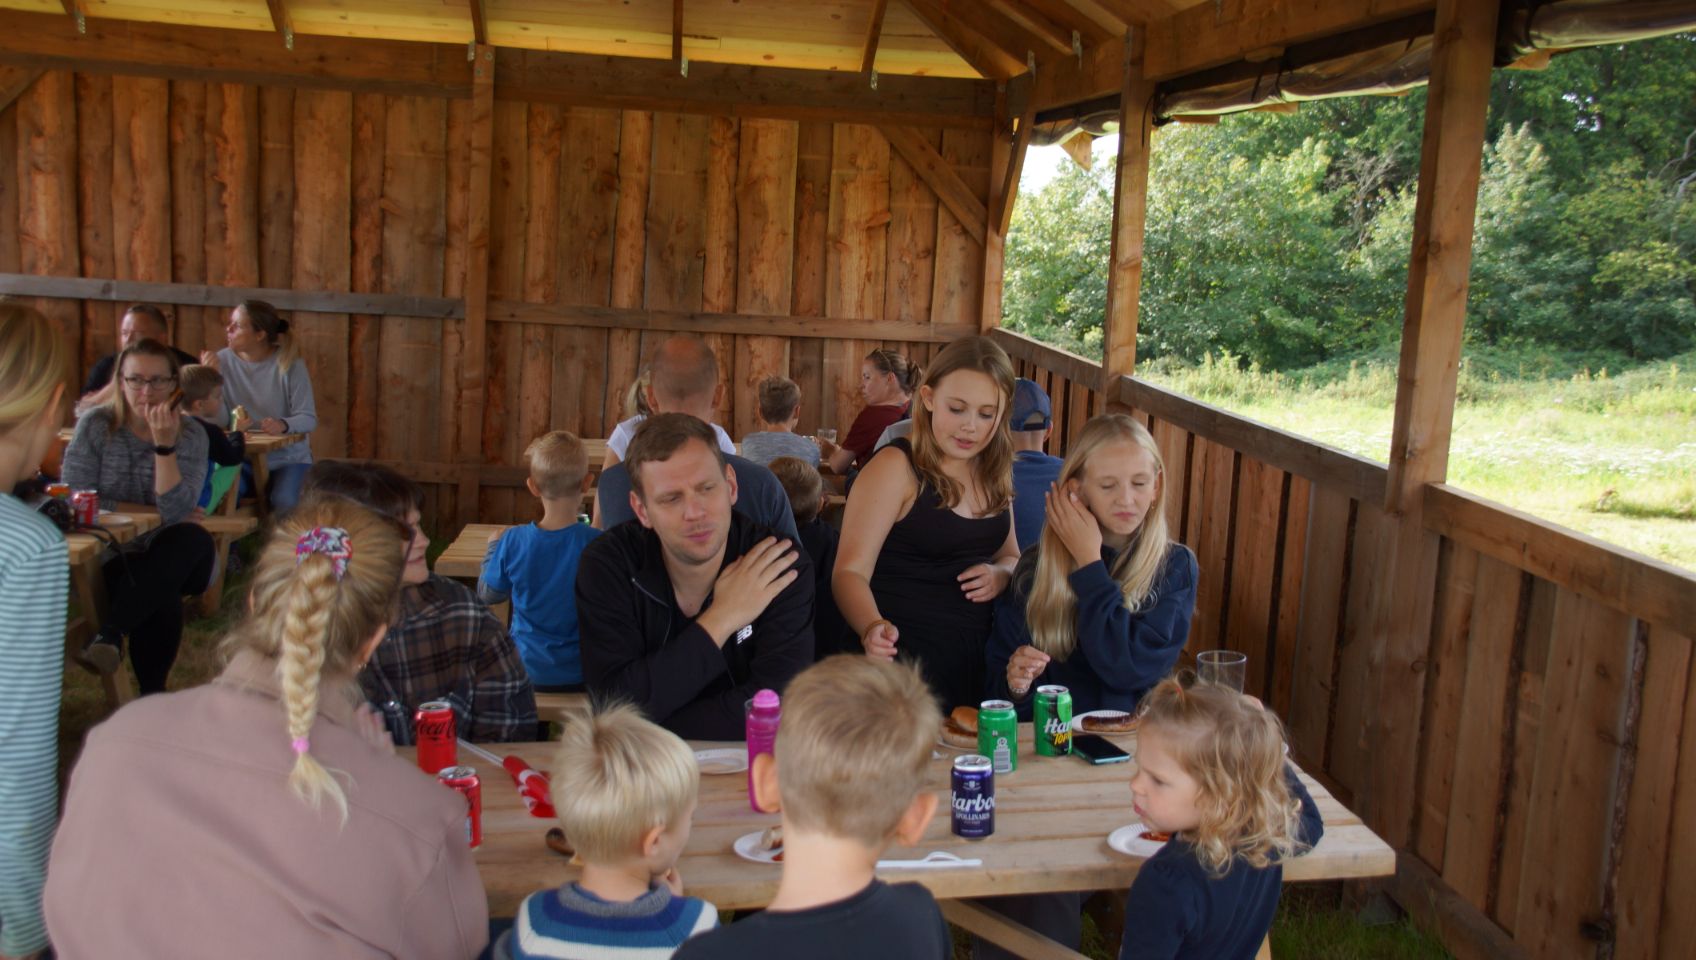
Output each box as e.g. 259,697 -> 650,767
992,328 -> 1696,960
1,70 -> 990,535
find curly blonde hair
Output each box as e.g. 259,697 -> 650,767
1136,677 -> 1308,875
225,496 -> 408,824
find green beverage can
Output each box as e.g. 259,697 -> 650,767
1034,685 -> 1073,756
978,699 -> 1018,774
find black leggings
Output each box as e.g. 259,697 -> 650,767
101,522 -> 216,695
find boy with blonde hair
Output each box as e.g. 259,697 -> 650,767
480,430 -> 601,690
495,703 -> 717,958
739,376 -> 819,468
674,656 -> 951,960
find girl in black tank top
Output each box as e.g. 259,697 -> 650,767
830,337 -> 1022,712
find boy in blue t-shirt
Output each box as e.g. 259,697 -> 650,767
479,430 -> 600,691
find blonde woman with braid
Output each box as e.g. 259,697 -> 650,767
46,497 -> 489,960
986,414 -> 1197,717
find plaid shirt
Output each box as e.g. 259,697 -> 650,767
360,574 -> 538,743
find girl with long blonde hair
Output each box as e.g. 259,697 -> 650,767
1120,677 -> 1321,958
46,496 -> 490,959
987,414 -> 1197,715
0,302 -> 73,960
834,335 -> 1021,709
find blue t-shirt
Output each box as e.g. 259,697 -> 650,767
1011,449 -> 1064,550
478,522 -> 601,686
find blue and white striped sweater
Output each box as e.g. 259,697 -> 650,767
497,882 -> 717,960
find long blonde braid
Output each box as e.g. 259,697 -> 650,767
225,496 -> 407,825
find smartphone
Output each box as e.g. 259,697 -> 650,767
1073,733 -> 1132,765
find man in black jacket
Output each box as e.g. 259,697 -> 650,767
577,414 -> 815,740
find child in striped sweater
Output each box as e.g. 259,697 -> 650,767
494,704 -> 716,959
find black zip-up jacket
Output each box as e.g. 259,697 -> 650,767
576,511 -> 815,740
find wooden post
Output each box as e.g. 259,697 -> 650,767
1364,0 -> 1500,851
1103,30 -> 1152,384
457,44 -> 494,526
980,80 -> 1032,333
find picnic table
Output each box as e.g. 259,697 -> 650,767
55,427 -> 306,517
65,505 -> 163,707
409,725 -> 1393,954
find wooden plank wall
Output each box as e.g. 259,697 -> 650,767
2,69 -> 991,537
993,328 -> 1696,960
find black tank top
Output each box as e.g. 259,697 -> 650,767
868,439 -> 1011,709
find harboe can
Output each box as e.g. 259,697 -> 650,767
436,765 -> 483,848
951,754 -> 995,839
415,701 -> 457,775
978,700 -> 1018,774
1034,685 -> 1073,756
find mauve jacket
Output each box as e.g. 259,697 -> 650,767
45,649 -> 488,960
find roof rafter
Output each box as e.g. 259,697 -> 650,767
264,0 -> 294,50
1018,0 -> 1113,45
467,0 -> 487,46
987,0 -> 1075,57
861,0 -> 890,75
899,0 -> 1028,79
58,0 -> 85,33
1054,0 -> 1135,33
672,0 -> 683,66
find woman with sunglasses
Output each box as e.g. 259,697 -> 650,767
61,338 -> 217,695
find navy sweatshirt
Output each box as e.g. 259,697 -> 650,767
985,541 -> 1197,717
1119,766 -> 1324,960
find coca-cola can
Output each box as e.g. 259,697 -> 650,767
415,701 -> 456,776
70,489 -> 99,527
436,765 -> 482,848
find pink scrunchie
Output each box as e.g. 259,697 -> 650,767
291,737 -> 310,755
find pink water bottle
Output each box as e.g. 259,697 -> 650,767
745,689 -> 781,811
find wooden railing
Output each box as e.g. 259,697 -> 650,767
990,328 -> 1696,960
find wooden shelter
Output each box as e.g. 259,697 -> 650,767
2,2 -> 1693,958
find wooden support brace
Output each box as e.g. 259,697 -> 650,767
861,0 -> 890,75
878,125 -> 987,245
264,0 -> 294,50
900,0 -> 1027,80
988,0 -> 1075,57
938,899 -> 1091,960
1102,29 -> 1153,383
0,64 -> 42,113
467,0 -> 488,46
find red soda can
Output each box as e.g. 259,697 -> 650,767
436,765 -> 482,848
415,701 -> 457,775
45,482 -> 70,499
70,489 -> 99,526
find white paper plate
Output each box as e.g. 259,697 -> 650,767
1107,822 -> 1170,858
695,749 -> 747,775
732,829 -> 783,864
1071,710 -> 1136,735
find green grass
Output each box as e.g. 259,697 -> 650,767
1139,349 -> 1696,571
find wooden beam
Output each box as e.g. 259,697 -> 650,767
939,899 -> 1091,960
900,0 -> 1028,80
1054,0 -> 1134,33
1033,0 -> 1431,111
994,99 -> 1035,237
1425,485 -> 1696,632
492,301 -> 979,343
987,0 -> 1075,58
672,0 -> 683,66
0,65 -> 41,113
861,0 -> 890,75
1389,855 -> 1530,960
1102,30 -> 1153,382
495,47 -> 995,129
0,272 -> 462,318
879,125 -> 987,245
1365,0 -> 1500,856
0,10 -> 473,97
457,44 -> 494,480
467,0 -> 488,46
1021,0 -> 1113,46
264,0 -> 294,50
0,10 -> 993,129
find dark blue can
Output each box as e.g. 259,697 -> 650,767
951,754 -> 995,839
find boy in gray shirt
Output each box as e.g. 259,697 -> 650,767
739,377 -> 820,469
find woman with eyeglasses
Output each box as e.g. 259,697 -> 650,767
61,338 -> 217,695
818,348 -> 920,476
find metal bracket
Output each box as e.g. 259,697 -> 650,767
1072,30 -> 1082,66
468,40 -> 476,61
74,10 -> 86,34
283,25 -> 294,51
680,56 -> 689,77
1026,50 -> 1036,77
870,69 -> 878,91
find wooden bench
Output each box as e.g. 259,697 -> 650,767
196,513 -> 260,616
64,509 -> 162,709
535,691 -> 589,724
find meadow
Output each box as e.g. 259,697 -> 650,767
1142,349 -> 1696,571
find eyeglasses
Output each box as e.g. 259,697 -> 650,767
122,375 -> 178,390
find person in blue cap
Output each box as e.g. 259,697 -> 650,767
1009,378 -> 1063,551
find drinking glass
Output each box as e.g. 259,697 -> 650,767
1196,650 -> 1248,693
818,427 -> 838,444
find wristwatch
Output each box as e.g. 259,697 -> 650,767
152,443 -> 177,456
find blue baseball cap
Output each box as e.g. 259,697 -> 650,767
1010,378 -> 1052,431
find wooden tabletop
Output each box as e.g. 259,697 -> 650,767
410,726 -> 1394,917
64,506 -> 163,565
435,523 -> 511,579
56,427 -> 305,454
